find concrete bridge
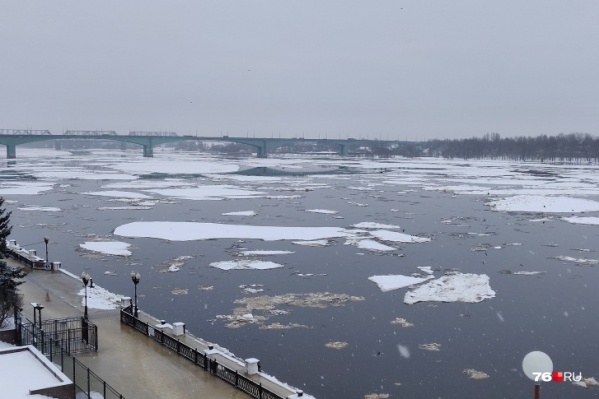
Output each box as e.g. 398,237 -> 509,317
0,130 -> 419,159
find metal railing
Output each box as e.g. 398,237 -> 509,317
17,314 -> 124,399
20,316 -> 97,355
120,308 -> 285,399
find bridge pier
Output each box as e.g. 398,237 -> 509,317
6,144 -> 16,159
256,146 -> 267,158
338,144 -> 349,157
55,141 -> 61,151
143,144 -> 154,157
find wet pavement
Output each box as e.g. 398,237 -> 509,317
11,258 -> 249,399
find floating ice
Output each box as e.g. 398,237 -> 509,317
419,343 -> 441,351
306,209 -> 338,214
0,182 -> 54,195
352,222 -> 400,229
325,341 -> 348,349
79,241 -> 132,256
463,369 -> 490,379
292,240 -> 330,247
144,185 -> 265,201
404,273 -> 495,304
487,195 -> 599,213
562,216 -> 599,225
554,255 -> 599,265
18,206 -> 61,212
115,221 -> 352,242
369,275 -> 433,292
417,266 -> 434,275
239,250 -> 294,256
83,190 -> 152,199
370,230 -> 431,243
348,239 -> 396,252
222,210 -> 257,216
210,260 -> 284,270
390,318 -> 413,327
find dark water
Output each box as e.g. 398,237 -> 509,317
3,152 -> 599,398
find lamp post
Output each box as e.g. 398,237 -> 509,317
31,303 -> 44,329
81,272 -> 91,319
522,351 -> 553,399
43,236 -> 49,267
131,272 -> 141,317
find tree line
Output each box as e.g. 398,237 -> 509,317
425,132 -> 599,162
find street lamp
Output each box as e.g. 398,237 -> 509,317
43,236 -> 50,267
81,272 -> 91,319
131,272 -> 141,317
31,303 -> 44,330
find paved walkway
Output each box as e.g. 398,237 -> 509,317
11,258 -> 248,399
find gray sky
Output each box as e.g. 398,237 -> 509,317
1,1 -> 598,140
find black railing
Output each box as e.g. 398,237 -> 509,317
120,308 -> 285,399
20,316 -> 97,355
17,314 -> 124,399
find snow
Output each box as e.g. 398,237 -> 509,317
0,346 -> 69,398
487,195 -> 599,213
222,210 -> 257,216
368,275 -> 433,292
78,284 -> 124,309
210,260 -> 284,270
80,241 -> 132,256
115,221 -> 352,241
404,273 -> 496,304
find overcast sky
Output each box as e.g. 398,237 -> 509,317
1,1 -> 598,140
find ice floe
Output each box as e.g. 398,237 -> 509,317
487,195 -> 599,213
239,250 -> 294,256
0,182 -> 54,195
369,230 -> 431,243
369,275 -> 433,292
210,260 -> 284,270
17,206 -> 61,212
218,292 -> 364,328
115,221 -> 352,241
554,255 -> 599,265
463,369 -> 490,379
79,241 -> 132,256
292,240 -> 330,247
325,341 -> 348,349
306,209 -> 338,214
352,222 -> 401,229
349,239 -> 396,252
418,343 -> 441,351
83,190 -> 152,199
390,318 -> 413,327
222,210 -> 257,216
404,273 -> 495,304
144,185 -> 266,201
562,216 -> 599,225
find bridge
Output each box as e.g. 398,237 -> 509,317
0,129 -> 420,159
